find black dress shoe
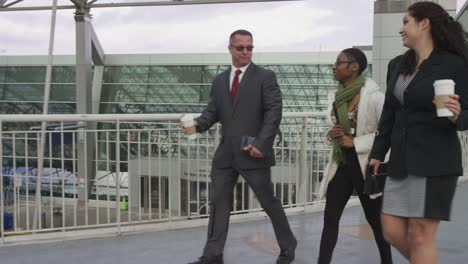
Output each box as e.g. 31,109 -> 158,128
276,247 -> 295,264
188,254 -> 224,264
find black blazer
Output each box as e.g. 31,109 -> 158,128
195,63 -> 282,169
369,50 -> 468,178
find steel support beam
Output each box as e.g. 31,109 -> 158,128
74,4 -> 99,203
0,0 -> 299,11
90,26 -> 104,66
1,0 -> 23,8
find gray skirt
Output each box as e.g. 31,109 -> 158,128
382,175 -> 458,221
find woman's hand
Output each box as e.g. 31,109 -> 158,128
339,135 -> 354,148
434,94 -> 461,123
367,159 -> 382,176
329,125 -> 345,139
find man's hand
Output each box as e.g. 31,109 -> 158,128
339,135 -> 354,148
243,144 -> 264,158
180,114 -> 197,134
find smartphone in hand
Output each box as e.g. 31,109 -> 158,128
367,162 -> 389,177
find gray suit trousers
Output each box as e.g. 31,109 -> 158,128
202,165 -> 297,257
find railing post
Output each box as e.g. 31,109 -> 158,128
116,120 -> 121,234
32,0 -> 58,231
214,124 -> 220,147
298,117 -> 308,209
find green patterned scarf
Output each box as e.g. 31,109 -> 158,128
332,74 -> 365,165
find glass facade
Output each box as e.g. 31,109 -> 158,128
100,64 -> 371,114
0,66 -> 76,115
0,63 -> 371,115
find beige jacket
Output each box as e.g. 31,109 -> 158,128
318,78 -> 386,199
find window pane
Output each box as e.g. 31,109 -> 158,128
6,66 -> 46,83
51,84 -> 75,101
52,66 -> 76,83
103,66 -> 149,83
4,84 -> 44,100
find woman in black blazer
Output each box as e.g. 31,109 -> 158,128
368,2 -> 468,264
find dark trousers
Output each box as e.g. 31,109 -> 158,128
202,165 -> 297,257
318,149 -> 392,264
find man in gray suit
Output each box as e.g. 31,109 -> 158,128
187,30 -> 297,264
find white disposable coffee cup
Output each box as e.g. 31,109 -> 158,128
181,114 -> 197,140
434,79 -> 455,117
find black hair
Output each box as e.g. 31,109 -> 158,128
342,48 -> 368,75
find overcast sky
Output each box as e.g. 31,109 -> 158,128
0,0 -> 467,55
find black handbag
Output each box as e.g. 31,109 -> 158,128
363,162 -> 389,197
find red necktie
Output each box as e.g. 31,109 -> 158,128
231,69 -> 242,103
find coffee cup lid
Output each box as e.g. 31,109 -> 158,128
434,79 -> 455,85
181,114 -> 194,122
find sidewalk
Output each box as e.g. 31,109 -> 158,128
1,181 -> 467,264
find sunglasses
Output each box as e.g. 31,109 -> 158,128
230,45 -> 254,52
334,60 -> 355,66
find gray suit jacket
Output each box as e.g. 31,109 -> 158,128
195,63 -> 282,169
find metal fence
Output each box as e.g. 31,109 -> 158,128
1,112 -> 467,244
0,112 -> 334,243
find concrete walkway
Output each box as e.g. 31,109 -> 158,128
1,181 -> 467,264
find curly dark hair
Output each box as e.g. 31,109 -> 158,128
399,1 -> 468,75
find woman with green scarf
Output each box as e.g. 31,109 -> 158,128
317,48 -> 392,264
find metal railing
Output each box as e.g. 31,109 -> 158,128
0,112 -> 332,243
0,112 -> 467,244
